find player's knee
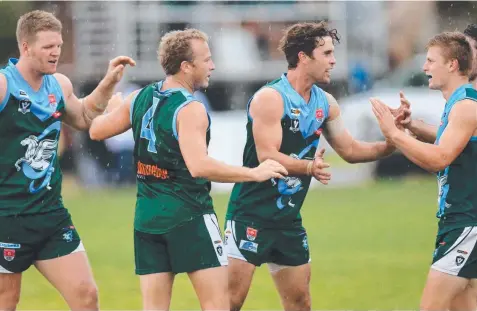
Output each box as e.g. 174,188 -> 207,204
229,283 -> 247,311
73,280 -> 99,308
0,287 -> 20,310
283,290 -> 311,311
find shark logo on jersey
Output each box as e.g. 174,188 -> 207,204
15,122 -> 61,193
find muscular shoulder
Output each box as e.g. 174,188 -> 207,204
53,73 -> 73,98
323,91 -> 340,120
249,87 -> 284,119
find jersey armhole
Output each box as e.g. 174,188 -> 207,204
172,100 -> 209,140
0,72 -> 10,113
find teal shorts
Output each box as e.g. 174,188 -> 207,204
224,219 -> 310,267
0,208 -> 83,273
134,213 -> 227,275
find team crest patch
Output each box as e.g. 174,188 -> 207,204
18,99 -> 32,114
3,249 -> 15,261
246,227 -> 258,241
289,119 -> 300,133
216,245 -> 223,256
315,108 -> 324,121
48,94 -> 57,109
456,255 -> 465,266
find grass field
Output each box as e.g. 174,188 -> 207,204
18,176 -> 439,310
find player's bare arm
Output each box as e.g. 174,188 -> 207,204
372,98 -> 477,173
56,56 -> 135,131
250,87 -> 330,183
177,101 -> 288,183
0,73 -> 6,104
323,92 -> 395,163
89,90 -> 139,141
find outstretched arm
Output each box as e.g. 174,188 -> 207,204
56,56 -> 135,131
177,101 -> 288,183
89,91 -> 139,141
372,98 -> 477,173
323,92 -> 395,163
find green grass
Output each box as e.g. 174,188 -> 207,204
19,176 -> 439,310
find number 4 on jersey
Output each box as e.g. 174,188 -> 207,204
140,97 -> 159,153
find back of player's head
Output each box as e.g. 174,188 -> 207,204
426,31 -> 472,76
464,24 -> 477,42
16,10 -> 62,44
158,29 -> 209,75
278,22 -> 340,69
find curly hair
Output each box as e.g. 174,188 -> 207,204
278,22 -> 340,69
426,31 -> 472,76
464,24 -> 477,42
16,10 -> 62,44
157,29 -> 209,76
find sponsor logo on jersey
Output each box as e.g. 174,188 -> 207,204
136,161 -> 169,180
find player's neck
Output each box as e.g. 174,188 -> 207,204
441,76 -> 471,101
162,75 -> 194,94
286,69 -> 313,103
15,58 -> 44,92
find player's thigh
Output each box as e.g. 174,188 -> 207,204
139,272 -> 175,310
188,266 -> 229,310
34,251 -> 97,306
166,214 -> 227,274
224,219 -> 273,267
421,269 -> 469,310
0,273 -> 21,308
450,278 -> 477,311
134,229 -> 172,275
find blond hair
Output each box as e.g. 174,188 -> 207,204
427,31 -> 472,76
16,10 -> 62,44
157,29 -> 208,75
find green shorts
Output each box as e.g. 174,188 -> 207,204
224,219 -> 310,267
432,226 -> 477,278
134,213 -> 227,275
0,208 -> 83,273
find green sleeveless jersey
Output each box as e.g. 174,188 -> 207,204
131,81 -> 214,234
0,58 -> 66,216
436,84 -> 477,234
227,74 -> 329,228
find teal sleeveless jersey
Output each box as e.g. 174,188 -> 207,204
436,84 -> 477,234
227,73 -> 329,228
131,81 -> 214,234
0,58 -> 66,216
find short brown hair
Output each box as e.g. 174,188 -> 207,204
16,10 -> 62,44
158,29 -> 209,76
426,31 -> 472,76
278,22 -> 340,69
